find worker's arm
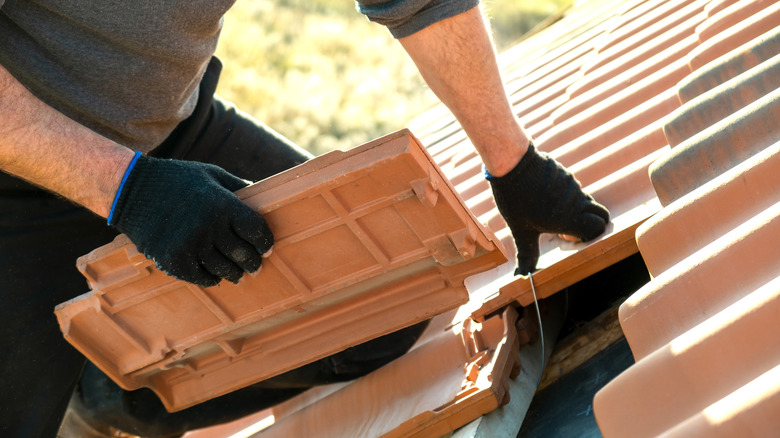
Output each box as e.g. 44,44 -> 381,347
398,6 -> 528,177
0,63 -> 134,217
0,64 -> 273,286
397,7 -> 610,274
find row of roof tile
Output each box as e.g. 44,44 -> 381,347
593,0 -> 780,435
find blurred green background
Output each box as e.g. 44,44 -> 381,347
215,0 -> 570,156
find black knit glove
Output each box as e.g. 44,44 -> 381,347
488,144 -> 610,275
108,152 -> 273,287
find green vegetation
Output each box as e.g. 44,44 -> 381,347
215,0 -> 570,156
483,0 -> 569,50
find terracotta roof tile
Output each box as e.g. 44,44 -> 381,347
55,131 -> 507,412
650,86 -> 780,205
659,363 -> 780,437
638,140 -> 780,277
597,273 -> 780,437
592,4 -> 780,435
678,26 -> 779,101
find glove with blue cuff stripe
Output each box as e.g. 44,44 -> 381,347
108,152 -> 273,287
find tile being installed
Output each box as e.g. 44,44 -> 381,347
55,130 -> 507,412
593,14 -> 780,438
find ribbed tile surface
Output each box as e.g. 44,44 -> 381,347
414,0 -> 780,435
418,0 -> 687,317
593,2 -> 780,435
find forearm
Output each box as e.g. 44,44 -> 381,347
0,63 -> 134,218
398,6 -> 529,176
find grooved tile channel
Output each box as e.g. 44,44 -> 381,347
594,9 -> 780,435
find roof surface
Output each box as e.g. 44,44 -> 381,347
186,0 -> 780,434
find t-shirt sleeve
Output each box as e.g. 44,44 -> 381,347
356,0 -> 479,38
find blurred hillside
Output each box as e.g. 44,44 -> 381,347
215,0 -> 569,156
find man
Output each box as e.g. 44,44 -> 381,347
0,1 -> 608,436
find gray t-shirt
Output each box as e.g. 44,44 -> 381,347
0,0 -> 477,151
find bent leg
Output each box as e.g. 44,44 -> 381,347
0,175 -> 118,438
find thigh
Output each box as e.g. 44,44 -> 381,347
0,175 -> 118,437
74,320 -> 429,437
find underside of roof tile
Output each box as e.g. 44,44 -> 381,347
55,131 -> 507,412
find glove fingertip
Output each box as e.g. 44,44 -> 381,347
239,251 -> 263,274
514,255 -> 538,276
189,272 -> 222,288
236,216 -> 274,254
163,263 -> 221,288
200,278 -> 222,288
577,212 -> 609,242
226,272 -> 243,284
587,201 -> 611,223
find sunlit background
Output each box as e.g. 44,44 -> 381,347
215,0 -> 570,156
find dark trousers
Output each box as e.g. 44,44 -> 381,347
0,58 -> 427,437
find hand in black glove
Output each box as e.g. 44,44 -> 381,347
108,152 -> 273,287
487,144 -> 610,276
